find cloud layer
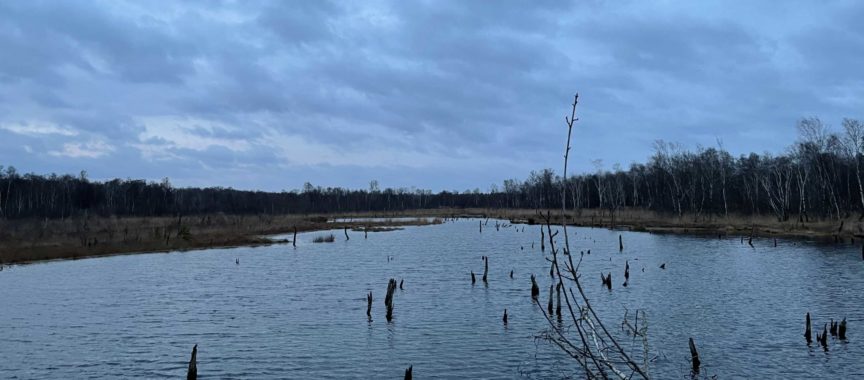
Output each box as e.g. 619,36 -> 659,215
1,0 -> 862,191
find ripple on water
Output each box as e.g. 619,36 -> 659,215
1,220 -> 863,378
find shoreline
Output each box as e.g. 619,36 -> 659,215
2,208 -> 860,265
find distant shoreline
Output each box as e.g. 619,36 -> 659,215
1,208 -> 859,265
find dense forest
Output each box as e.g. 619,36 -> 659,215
1,117 -> 863,221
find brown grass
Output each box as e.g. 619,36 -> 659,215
1,208 -> 858,265
0,212 -> 443,264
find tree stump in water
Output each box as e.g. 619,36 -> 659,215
805,312 -> 812,345
366,292 -> 373,318
839,318 -> 847,340
547,285 -> 554,315
819,323 -> 828,350
384,279 -> 397,322
540,227 -> 545,252
688,338 -> 700,373
482,256 -> 488,283
619,234 -> 623,252
555,283 -> 562,318
404,365 -> 413,380
187,344 -> 197,380
530,275 -> 539,299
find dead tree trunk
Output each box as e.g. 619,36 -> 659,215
366,292 -> 372,318
530,274 -> 539,299
689,338 -> 700,373
187,344 -> 197,380
805,312 -> 812,344
384,279 -> 397,322
482,256 -> 488,283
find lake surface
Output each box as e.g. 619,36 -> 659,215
1,219 -> 863,378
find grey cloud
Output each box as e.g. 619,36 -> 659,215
0,1 -> 862,191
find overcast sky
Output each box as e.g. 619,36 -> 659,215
1,1 -> 862,191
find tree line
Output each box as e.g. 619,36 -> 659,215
1,117 -> 862,221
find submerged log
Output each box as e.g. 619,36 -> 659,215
404,365 -> 413,380
839,318 -> 847,340
187,344 -> 197,380
531,275 -> 539,299
805,312 -> 812,344
688,338 -> 700,373
659,263 -> 666,270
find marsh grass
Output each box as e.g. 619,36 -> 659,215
312,234 -> 336,243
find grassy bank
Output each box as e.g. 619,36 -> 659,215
1,208 -> 859,265
482,208 -> 864,241
0,213 -> 442,264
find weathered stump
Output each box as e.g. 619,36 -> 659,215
482,256 -> 488,283
530,275 -> 539,299
805,312 -> 812,344
187,344 -> 197,380
839,318 -> 847,340
366,292 -> 373,318
385,279 -> 397,322
688,338 -> 700,373
555,283 -> 562,318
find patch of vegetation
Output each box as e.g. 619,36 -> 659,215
312,234 -> 335,243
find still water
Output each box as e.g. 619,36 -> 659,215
1,219 -> 862,378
